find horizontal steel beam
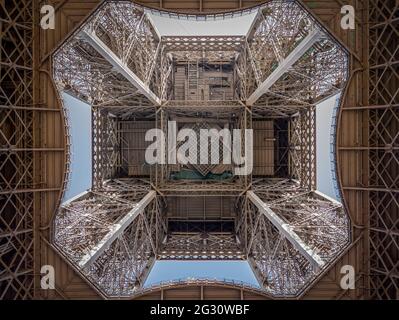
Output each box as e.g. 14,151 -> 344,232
0,228 -> 33,238
247,191 -> 325,269
0,105 -> 61,112
342,104 -> 399,111
0,188 -> 61,195
343,187 -> 399,193
81,30 -> 161,106
247,28 -> 322,106
0,148 -> 64,152
78,191 -> 156,269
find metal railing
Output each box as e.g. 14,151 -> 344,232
136,277 -> 264,297
145,7 -> 257,21
59,96 -> 73,205
329,93 -> 343,202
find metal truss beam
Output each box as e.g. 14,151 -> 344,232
54,180 -> 164,296
247,191 -> 324,269
162,35 -> 245,52
159,233 -> 244,260
81,30 -> 161,106
288,107 -> 316,189
79,191 -> 156,268
247,28 -> 322,106
92,109 -> 119,189
240,180 -> 350,295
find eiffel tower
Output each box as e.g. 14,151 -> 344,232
1,0 -> 398,300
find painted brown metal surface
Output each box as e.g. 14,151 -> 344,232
0,0 -> 397,300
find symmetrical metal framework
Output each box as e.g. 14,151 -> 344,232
2,0 -> 397,300
49,0 -> 352,298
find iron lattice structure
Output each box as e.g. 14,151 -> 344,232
238,179 -> 349,295
54,179 -> 166,296
368,0 -> 399,299
0,0 -> 398,300
49,0 -> 351,297
0,0 -> 35,299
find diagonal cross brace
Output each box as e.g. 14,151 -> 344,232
247,191 -> 325,269
78,190 -> 156,269
247,28 -> 322,106
80,30 -> 162,106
